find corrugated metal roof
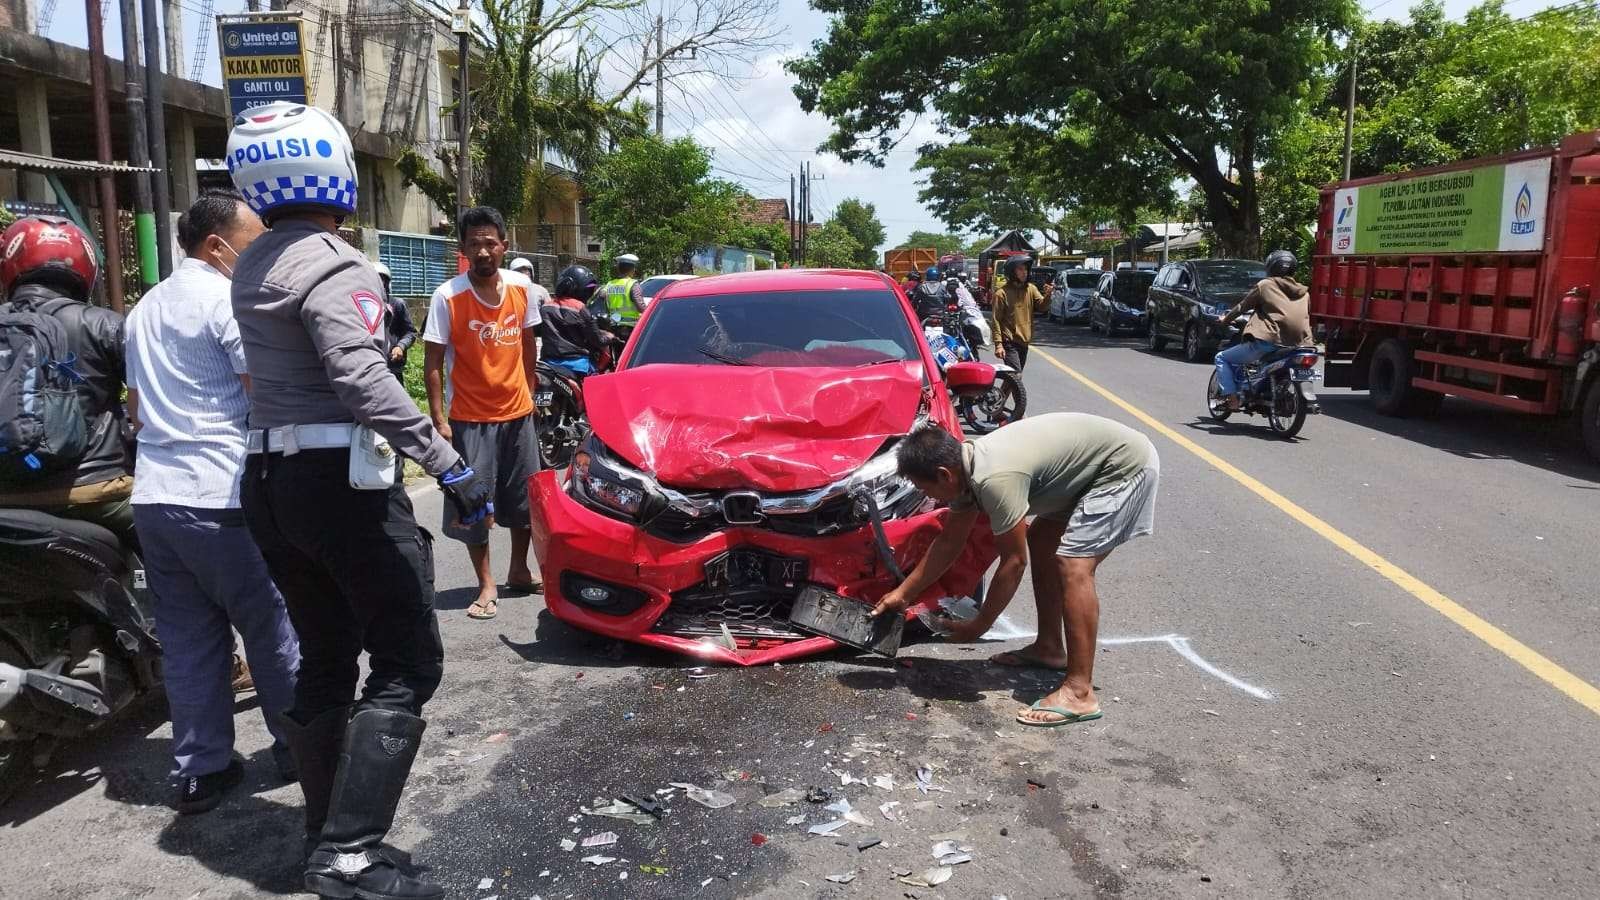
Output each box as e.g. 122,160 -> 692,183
0,149 -> 158,175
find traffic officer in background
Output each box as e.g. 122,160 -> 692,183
226,101 -> 490,900
601,252 -> 644,326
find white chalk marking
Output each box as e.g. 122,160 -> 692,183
1099,634 -> 1274,701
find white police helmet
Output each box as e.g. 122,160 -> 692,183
615,253 -> 639,266
373,261 -> 392,279
226,102 -> 358,219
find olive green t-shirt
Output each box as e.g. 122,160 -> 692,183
952,413 -> 1157,534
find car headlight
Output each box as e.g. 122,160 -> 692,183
1209,305 -> 1231,319
568,436 -> 666,522
1113,301 -> 1130,313
846,444 -> 930,520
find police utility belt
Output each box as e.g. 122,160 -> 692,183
246,423 -> 397,491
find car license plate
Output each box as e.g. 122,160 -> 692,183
535,391 -> 554,406
704,549 -> 809,591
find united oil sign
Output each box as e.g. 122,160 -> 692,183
218,14 -> 310,117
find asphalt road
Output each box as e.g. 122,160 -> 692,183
3,319 -> 1599,899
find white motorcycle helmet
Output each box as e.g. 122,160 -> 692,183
226,102 -> 358,220
373,261 -> 392,280
509,257 -> 534,275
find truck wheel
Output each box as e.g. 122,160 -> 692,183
1581,377 -> 1600,464
1369,339 -> 1429,416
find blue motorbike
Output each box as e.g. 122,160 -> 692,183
1206,337 -> 1321,438
923,303 -> 1025,434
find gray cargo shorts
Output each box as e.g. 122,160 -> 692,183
1051,465 -> 1159,558
444,414 -> 539,544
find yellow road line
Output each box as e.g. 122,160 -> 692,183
1033,348 -> 1600,718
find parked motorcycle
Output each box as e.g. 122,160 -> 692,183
0,509 -> 161,804
924,304 -> 1026,433
1205,339 -> 1322,438
534,361 -> 586,469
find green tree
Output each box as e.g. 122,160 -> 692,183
790,0 -> 1354,257
587,136 -> 743,273
894,230 -> 970,257
830,198 -> 886,267
805,220 -> 863,268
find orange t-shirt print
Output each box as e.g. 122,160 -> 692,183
442,279 -> 533,423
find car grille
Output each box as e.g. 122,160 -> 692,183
652,584 -> 806,640
643,494 -> 863,543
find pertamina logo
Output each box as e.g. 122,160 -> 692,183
1336,194 -> 1354,224
1509,183 -> 1535,235
469,313 -> 522,347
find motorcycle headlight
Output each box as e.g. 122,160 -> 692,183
568,436 -> 665,522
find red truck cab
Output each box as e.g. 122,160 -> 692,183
1312,131 -> 1600,460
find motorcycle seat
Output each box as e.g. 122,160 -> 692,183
0,507 -> 123,566
1261,346 -> 1314,363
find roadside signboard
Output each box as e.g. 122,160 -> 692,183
1330,157 -> 1551,255
1090,222 -> 1123,242
217,13 -> 310,118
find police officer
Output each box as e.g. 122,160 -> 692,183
601,252 -> 644,325
226,102 -> 490,900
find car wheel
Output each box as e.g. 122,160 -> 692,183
1183,322 -> 1211,363
1147,325 -> 1168,352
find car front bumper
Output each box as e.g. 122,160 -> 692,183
1108,309 -> 1147,330
529,471 -> 995,666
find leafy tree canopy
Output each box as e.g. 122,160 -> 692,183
893,230 -> 971,257
587,136 -> 743,274
830,198 -> 887,267
805,221 -> 864,268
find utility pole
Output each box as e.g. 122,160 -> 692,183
141,0 -> 173,277
799,164 -> 810,265
654,14 -> 665,137
85,0 -> 125,311
1342,36 -> 1358,181
453,0 -> 471,222
118,0 -> 157,291
788,174 -> 797,266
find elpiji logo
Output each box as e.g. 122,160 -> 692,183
1336,194 -> 1354,225
1509,183 -> 1535,235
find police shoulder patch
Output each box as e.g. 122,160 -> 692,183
351,290 -> 384,334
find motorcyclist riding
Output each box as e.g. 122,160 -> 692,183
541,265 -> 608,378
602,253 -> 644,325
1215,250 -> 1313,411
911,264 -> 950,321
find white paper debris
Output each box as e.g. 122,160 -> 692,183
872,774 -> 896,791
558,839 -> 576,852
580,855 -> 616,865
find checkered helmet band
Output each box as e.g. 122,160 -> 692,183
226,102 -> 359,217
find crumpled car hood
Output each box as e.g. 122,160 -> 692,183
584,363 -> 925,491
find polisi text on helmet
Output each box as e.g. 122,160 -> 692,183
227,137 -> 332,172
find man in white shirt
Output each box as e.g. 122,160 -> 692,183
125,190 -> 301,813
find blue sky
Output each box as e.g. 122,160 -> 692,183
46,0 -> 1552,251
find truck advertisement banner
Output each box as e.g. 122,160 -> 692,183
1330,157 -> 1551,256
218,14 -> 310,118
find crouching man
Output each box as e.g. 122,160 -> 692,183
871,413 -> 1159,727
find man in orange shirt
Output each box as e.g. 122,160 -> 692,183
423,206 -> 547,619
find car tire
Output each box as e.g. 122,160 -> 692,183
1183,322 -> 1211,363
1368,338 -> 1441,417
1148,326 -> 1168,352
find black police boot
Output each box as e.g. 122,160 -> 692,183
303,709 -> 441,900
277,706 -> 349,862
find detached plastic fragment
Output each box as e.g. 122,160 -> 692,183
559,839 -> 577,852
915,765 -> 949,795
785,814 -> 807,825
808,819 -> 847,836
581,832 -> 619,848
871,774 -> 896,791
879,801 -> 902,822
898,866 -> 953,887
826,872 -> 857,884
933,839 -> 975,865
670,782 -> 736,810
581,855 -> 616,866
581,799 -> 657,825
758,787 -> 808,808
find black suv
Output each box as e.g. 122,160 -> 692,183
1145,259 -> 1266,362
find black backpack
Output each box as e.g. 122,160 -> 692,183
0,297 -> 89,483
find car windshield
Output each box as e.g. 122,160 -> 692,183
640,276 -> 681,297
1113,272 -> 1156,306
627,289 -> 921,368
1193,261 -> 1266,293
1066,272 -> 1100,290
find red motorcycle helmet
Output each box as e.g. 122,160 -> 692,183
0,216 -> 99,300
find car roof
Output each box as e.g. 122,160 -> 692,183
643,273 -> 697,282
653,268 -> 898,299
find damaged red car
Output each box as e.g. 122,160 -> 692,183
528,269 -> 996,665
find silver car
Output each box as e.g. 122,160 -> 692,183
1048,269 -> 1100,324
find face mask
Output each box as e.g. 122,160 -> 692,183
213,236 -> 241,279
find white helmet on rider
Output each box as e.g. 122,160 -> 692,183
226,102 -> 358,221
509,257 -> 534,274
372,261 -> 392,280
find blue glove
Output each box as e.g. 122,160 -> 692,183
439,463 -> 493,525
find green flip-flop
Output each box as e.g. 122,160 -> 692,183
1016,699 -> 1103,728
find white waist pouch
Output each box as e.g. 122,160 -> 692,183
349,426 -> 398,490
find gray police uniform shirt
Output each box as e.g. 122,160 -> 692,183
231,218 -> 459,476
